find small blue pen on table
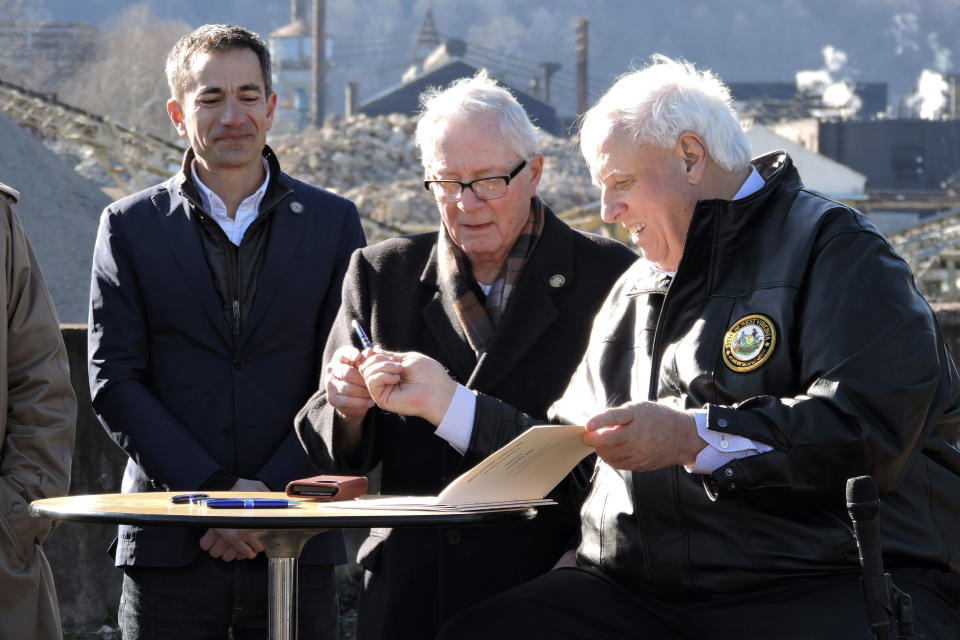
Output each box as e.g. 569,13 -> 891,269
351,319 -> 372,349
197,498 -> 300,509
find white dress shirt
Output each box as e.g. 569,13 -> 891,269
191,157 -> 270,246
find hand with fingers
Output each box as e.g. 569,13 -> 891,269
198,477 -> 270,561
582,401 -> 706,472
358,349 -> 457,426
199,528 -> 265,562
325,344 -> 376,425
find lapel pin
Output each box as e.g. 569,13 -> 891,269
289,201 -> 304,214
549,274 -> 566,288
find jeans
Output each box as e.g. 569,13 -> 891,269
119,552 -> 338,640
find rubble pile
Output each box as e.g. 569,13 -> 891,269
272,112 -> 600,242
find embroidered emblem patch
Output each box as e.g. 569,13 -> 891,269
722,314 -> 776,373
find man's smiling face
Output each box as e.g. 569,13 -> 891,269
167,47 -> 276,176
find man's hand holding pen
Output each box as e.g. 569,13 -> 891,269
353,339 -> 707,474
326,344 -> 376,423
357,349 -> 457,427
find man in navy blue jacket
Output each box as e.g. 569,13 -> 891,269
87,24 -> 364,640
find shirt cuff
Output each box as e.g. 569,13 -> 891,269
684,410 -> 773,474
433,384 -> 477,454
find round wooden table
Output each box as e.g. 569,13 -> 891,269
31,492 -> 535,640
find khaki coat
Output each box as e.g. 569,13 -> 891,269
0,184 -> 76,640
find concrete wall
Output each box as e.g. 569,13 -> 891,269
47,326 -> 125,629
44,307 -> 960,629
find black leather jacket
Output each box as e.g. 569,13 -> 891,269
472,151 -> 960,598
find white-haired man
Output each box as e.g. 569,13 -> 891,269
295,70 -> 635,639
357,56 -> 960,638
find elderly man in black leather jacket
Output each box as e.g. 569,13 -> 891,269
357,55 -> 960,639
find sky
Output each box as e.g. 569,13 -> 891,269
39,0 -> 960,118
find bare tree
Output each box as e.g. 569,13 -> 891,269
0,0 -> 56,90
57,4 -> 189,140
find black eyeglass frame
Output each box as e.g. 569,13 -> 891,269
423,160 -> 527,202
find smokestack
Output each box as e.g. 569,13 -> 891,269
345,81 -> 358,117
949,74 -> 960,120
540,62 -> 561,103
310,0 -> 326,127
575,17 -> 588,116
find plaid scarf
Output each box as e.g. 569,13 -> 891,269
438,197 -> 545,356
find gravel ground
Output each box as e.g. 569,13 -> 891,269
0,112 -> 110,323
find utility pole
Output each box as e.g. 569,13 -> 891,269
290,0 -> 307,21
310,0 -> 326,127
575,17 -> 588,117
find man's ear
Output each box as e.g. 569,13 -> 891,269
167,99 -> 188,139
675,132 -> 707,184
526,154 -> 544,196
264,91 -> 277,133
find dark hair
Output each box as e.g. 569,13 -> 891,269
166,24 -> 272,103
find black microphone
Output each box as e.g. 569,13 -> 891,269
846,475 -> 893,639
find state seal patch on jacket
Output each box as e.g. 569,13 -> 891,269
722,314 -> 776,372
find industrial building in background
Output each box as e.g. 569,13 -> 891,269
2,4 -> 960,300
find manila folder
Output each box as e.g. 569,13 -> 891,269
325,425 -> 593,511
436,425 -> 592,505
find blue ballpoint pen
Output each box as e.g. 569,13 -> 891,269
199,498 -> 300,509
351,319 -> 373,349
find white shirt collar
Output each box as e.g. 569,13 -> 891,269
732,165 -> 764,201
190,157 -> 270,246
651,166 -> 765,279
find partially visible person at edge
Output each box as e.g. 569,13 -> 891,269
294,70 -> 636,640
0,182 -> 77,640
354,56 -> 960,639
87,24 -> 364,640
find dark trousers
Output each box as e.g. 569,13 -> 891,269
118,552 -> 338,640
438,566 -> 960,640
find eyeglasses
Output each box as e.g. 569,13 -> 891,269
424,160 -> 527,203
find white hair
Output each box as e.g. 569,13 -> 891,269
415,69 -> 540,169
579,55 -> 751,173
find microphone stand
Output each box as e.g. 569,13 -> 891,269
846,476 -> 924,640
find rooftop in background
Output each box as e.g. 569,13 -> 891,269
357,55 -> 559,135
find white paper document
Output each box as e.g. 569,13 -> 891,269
325,424 -> 593,512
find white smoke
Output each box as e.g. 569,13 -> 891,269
928,32 -> 952,74
891,12 -> 920,56
822,83 -> 857,110
903,30 -> 953,120
906,70 -> 949,120
795,69 -> 831,95
822,45 -> 847,73
795,45 -> 862,118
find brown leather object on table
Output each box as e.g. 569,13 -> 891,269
284,475 -> 368,501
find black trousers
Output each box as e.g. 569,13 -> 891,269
118,552 -> 339,640
438,566 -> 960,640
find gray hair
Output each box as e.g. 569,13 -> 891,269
166,24 -> 272,103
580,55 -> 751,173
415,70 -> 539,169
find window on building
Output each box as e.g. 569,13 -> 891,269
891,145 -> 924,185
